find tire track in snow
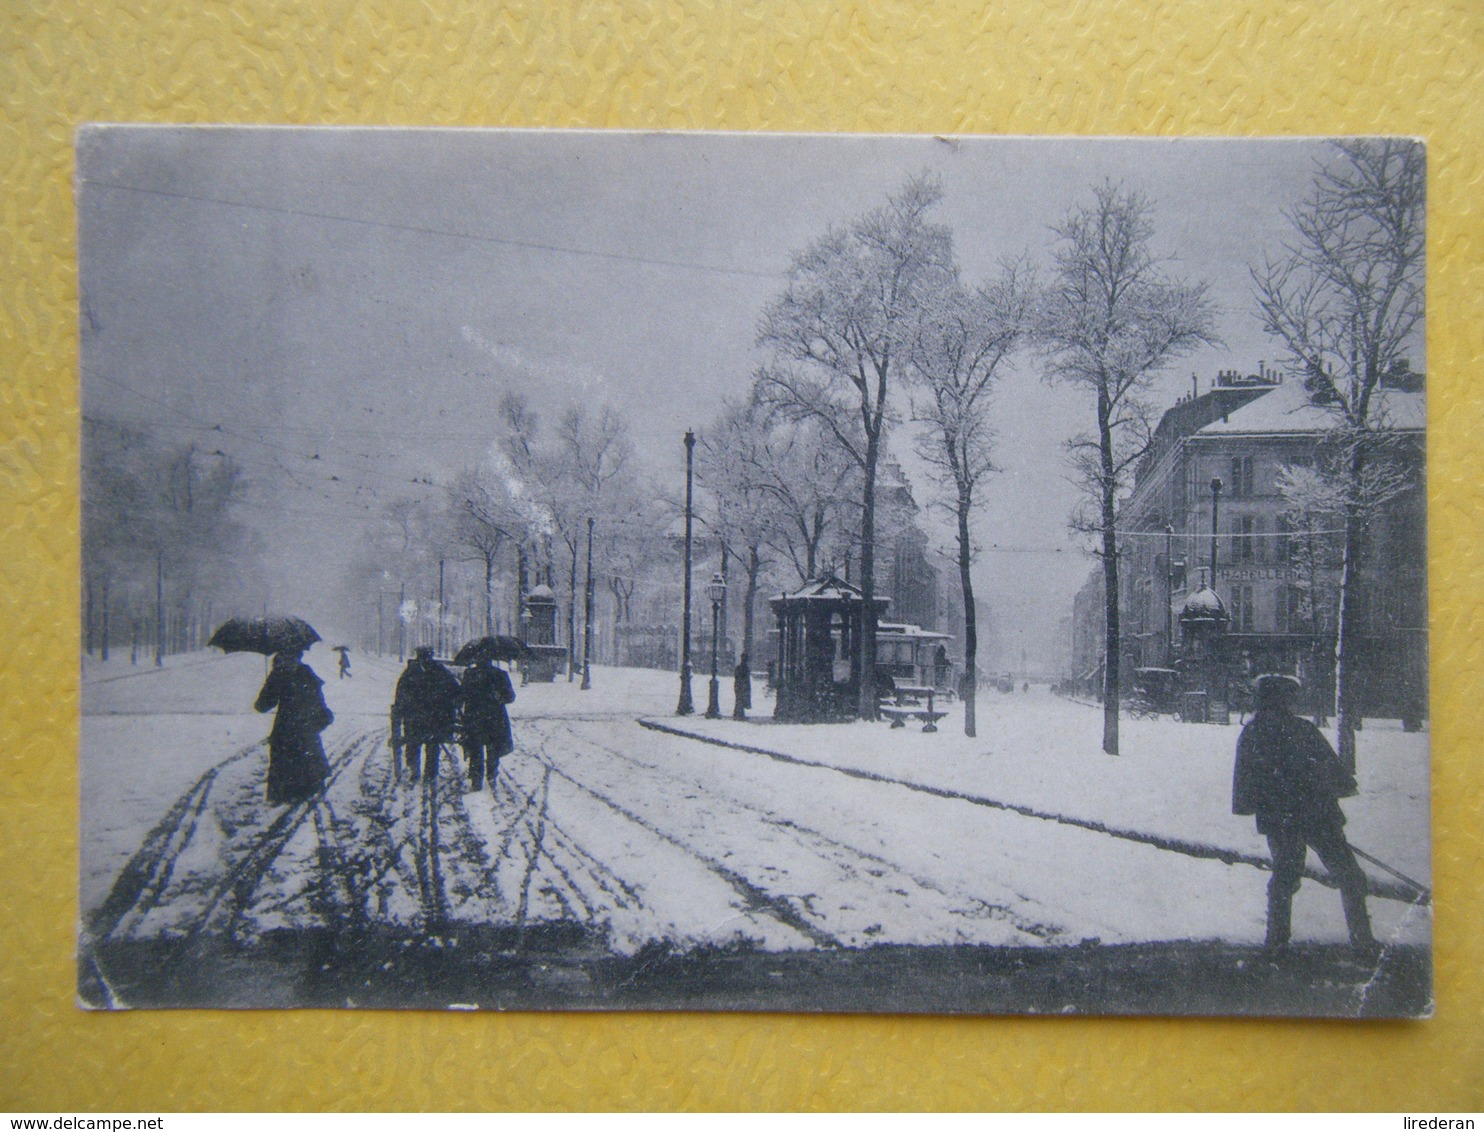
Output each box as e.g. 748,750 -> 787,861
531,720 -> 1064,946
184,730 -> 376,944
518,724 -> 841,948
490,767 -> 641,913
85,740 -> 265,944
639,719 -> 1427,906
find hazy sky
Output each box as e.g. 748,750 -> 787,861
79,128 -> 1358,660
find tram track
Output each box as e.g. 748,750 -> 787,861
522,719 -> 1067,947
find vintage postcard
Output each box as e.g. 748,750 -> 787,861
77,128 -> 1430,1015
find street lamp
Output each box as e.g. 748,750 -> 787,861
581,516 -> 595,691
1164,523 -> 1175,664
519,606 -> 533,687
1209,477 -> 1224,590
677,430 -> 696,715
705,571 -> 727,719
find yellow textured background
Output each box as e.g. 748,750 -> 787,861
2,0 -> 1481,1112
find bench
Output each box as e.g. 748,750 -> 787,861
880,702 -> 948,733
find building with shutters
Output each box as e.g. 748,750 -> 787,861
1090,364 -> 1426,721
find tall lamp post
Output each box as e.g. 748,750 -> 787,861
1164,523 -> 1175,664
519,606 -> 533,687
1208,477 -> 1223,588
705,571 -> 727,719
677,430 -> 696,715
581,516 -> 595,691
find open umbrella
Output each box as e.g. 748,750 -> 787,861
454,635 -> 529,665
209,615 -> 322,656
332,645 -> 350,654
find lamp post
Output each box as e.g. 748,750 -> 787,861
705,571 -> 727,718
519,606 -> 533,687
1208,477 -> 1223,589
581,516 -> 595,690
1164,523 -> 1175,664
437,556 -> 446,658
677,430 -> 696,715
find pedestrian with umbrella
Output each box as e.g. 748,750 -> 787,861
1232,673 -> 1378,959
209,616 -> 334,806
391,646 -> 460,783
453,637 -> 521,790
333,645 -> 351,680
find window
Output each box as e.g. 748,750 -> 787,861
1233,515 -> 1257,562
1278,586 -> 1306,634
1229,584 -> 1255,633
1229,456 -> 1255,499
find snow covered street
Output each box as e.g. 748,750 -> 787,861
78,652 -> 1431,1014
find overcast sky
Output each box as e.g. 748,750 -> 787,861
78,128 -> 1365,662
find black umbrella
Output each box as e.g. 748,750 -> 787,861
209,615 -> 322,656
454,635 -> 529,665
332,645 -> 350,654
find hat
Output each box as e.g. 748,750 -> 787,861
1253,673 -> 1301,709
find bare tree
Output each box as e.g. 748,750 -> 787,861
741,411 -> 857,585
1253,138 -> 1425,769
696,398 -> 786,702
82,419 -> 259,664
554,405 -> 636,682
1037,184 -> 1217,755
448,463 -> 522,635
1276,464 -> 1346,725
908,260 -> 1034,737
756,175 -> 955,719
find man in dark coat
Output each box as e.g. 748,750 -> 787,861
391,646 -> 460,782
254,648 -> 333,805
1232,674 -> 1377,957
458,657 -> 516,791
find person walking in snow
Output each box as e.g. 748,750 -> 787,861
336,647 -> 351,680
391,646 -> 460,782
254,648 -> 334,805
1232,674 -> 1377,958
458,656 -> 516,791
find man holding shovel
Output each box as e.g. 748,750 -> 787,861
1233,673 -> 1379,959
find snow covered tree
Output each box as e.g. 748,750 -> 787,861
908,260 -> 1034,737
1253,139 -> 1425,769
756,175 -> 956,719
1037,184 -> 1217,756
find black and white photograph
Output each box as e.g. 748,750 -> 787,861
77,128 -> 1430,1016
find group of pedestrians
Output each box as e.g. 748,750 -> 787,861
390,646 -> 516,791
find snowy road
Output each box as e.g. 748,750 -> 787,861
83,694 -> 1362,958
79,654 -> 1431,1013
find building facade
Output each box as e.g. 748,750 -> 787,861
1088,366 -> 1426,721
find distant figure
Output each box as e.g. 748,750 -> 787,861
391,646 -> 460,782
337,648 -> 352,680
732,652 -> 752,720
1232,674 -> 1377,957
1022,681 -> 1029,693
459,656 -> 516,791
254,648 -> 333,805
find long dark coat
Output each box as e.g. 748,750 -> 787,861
392,657 -> 461,745
459,662 -> 516,756
1232,708 -> 1356,836
254,657 -> 333,805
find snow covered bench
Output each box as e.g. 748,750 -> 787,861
880,703 -> 947,733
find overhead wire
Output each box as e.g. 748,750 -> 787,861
82,177 -> 784,281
